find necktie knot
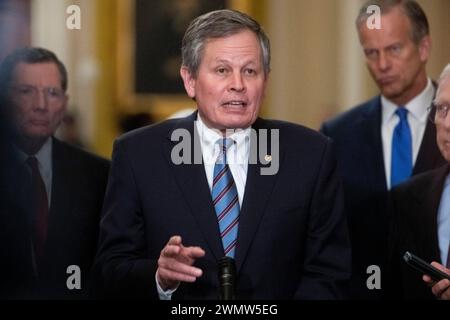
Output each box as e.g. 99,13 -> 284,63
27,156 -> 39,171
217,138 -> 234,163
218,138 -> 234,152
395,107 -> 408,121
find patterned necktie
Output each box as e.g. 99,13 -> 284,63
212,138 -> 240,258
27,156 -> 49,268
391,107 -> 412,188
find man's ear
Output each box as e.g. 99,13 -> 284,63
180,67 -> 196,98
418,35 -> 431,63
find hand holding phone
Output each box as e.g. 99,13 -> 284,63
403,251 -> 450,282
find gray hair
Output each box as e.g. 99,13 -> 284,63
439,64 -> 450,83
181,9 -> 270,77
355,0 -> 429,44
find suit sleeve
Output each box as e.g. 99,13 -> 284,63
295,139 -> 351,299
92,139 -> 158,299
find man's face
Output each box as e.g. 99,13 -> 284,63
435,77 -> 450,162
8,62 -> 67,142
358,7 -> 430,105
180,29 -> 267,130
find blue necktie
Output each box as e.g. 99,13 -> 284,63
212,138 -> 240,258
391,107 -> 412,187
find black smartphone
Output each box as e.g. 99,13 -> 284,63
403,251 -> 450,282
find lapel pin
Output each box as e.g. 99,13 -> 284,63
264,155 -> 272,163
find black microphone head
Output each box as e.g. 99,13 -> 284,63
218,256 -> 236,300
218,256 -> 236,276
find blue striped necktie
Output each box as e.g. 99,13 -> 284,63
391,107 -> 412,188
212,138 -> 240,258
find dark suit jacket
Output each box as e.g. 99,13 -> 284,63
93,113 -> 351,300
0,138 -> 110,299
320,96 -> 445,299
388,164 -> 449,300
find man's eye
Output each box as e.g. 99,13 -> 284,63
364,49 -> 378,59
47,88 -> 62,97
19,87 -> 33,94
217,68 -> 227,74
438,104 -> 450,113
245,69 -> 255,75
389,45 -> 401,54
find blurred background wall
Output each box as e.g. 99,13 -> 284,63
1,0 -> 449,158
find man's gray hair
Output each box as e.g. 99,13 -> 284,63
355,0 -> 429,44
181,9 -> 270,77
439,64 -> 450,83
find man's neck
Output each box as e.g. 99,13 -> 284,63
390,74 -> 428,106
14,135 -> 49,156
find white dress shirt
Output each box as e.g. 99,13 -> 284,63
381,78 -> 434,190
157,113 -> 251,300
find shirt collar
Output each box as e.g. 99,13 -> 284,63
195,113 -> 251,165
381,78 -> 434,124
15,138 -> 52,175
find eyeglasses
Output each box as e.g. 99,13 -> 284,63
427,103 -> 450,124
9,85 -> 65,104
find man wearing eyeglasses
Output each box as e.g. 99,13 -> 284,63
0,47 -> 109,299
388,64 -> 450,300
320,0 -> 446,299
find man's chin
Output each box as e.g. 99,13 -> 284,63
23,131 -> 52,142
380,87 -> 402,100
223,121 -> 253,130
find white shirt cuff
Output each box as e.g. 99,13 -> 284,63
156,272 -> 178,300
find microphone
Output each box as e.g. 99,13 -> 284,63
218,256 -> 236,300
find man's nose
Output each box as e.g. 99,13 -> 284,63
34,89 -> 48,111
229,72 -> 245,92
377,51 -> 391,71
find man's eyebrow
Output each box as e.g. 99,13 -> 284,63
212,58 -> 258,66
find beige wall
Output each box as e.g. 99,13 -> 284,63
418,0 -> 450,79
264,0 -> 450,130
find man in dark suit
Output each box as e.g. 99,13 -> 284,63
389,64 -> 450,300
320,0 -> 445,299
93,9 -> 351,300
0,47 -> 109,299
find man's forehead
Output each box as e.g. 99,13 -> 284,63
11,62 -> 61,83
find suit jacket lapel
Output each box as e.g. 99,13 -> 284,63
414,120 -> 443,174
235,118 -> 282,272
360,97 -> 387,192
411,164 -> 449,261
413,84 -> 445,174
46,138 -> 73,254
163,113 -> 224,260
